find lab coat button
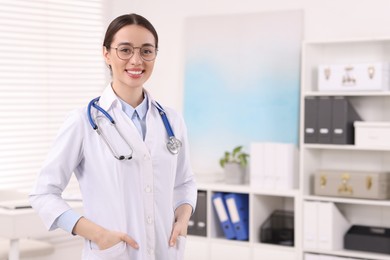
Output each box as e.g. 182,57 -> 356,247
147,216 -> 153,224
143,154 -> 149,160
145,186 -> 152,193
148,248 -> 154,255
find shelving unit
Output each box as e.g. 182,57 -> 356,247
184,182 -> 300,260
300,38 -> 390,260
186,38 -> 390,260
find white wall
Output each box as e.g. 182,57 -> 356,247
105,0 -> 390,111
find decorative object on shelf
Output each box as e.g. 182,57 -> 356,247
354,121 -> 390,148
219,146 -> 249,184
260,210 -> 294,247
344,225 -> 390,254
318,62 -> 390,91
314,170 -> 390,199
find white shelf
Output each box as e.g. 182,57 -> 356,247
304,91 -> 390,97
304,37 -> 390,45
197,181 -> 298,198
300,38 -> 390,260
189,181 -> 298,260
304,195 -> 390,207
305,248 -> 390,260
303,143 -> 390,151
253,242 -> 297,252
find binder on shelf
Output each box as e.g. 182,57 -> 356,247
224,193 -> 249,241
331,97 -> 361,144
250,142 -> 298,190
317,202 -> 349,250
195,190 -> 207,236
188,190 -> 207,237
211,192 -> 236,239
303,201 -> 318,250
304,96 -> 319,143
304,201 -> 350,251
318,96 -> 332,144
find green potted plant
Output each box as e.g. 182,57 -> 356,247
219,145 -> 249,184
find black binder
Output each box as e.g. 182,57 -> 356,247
331,97 -> 361,144
318,96 -> 332,144
188,190 -> 207,237
304,97 -> 318,143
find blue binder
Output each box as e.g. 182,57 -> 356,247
212,193 -> 236,239
224,193 -> 249,240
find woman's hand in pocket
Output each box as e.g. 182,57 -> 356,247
96,229 -> 139,250
169,204 -> 193,247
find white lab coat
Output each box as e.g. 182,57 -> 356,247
30,85 -> 197,260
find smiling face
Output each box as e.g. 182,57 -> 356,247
103,24 -> 156,92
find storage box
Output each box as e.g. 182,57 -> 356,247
260,210 -> 294,247
344,225 -> 390,254
314,170 -> 390,199
354,121 -> 390,148
318,62 -> 390,91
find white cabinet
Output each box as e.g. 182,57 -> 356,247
301,38 -> 390,260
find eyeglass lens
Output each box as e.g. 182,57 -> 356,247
116,46 -> 156,61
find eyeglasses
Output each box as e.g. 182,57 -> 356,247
110,45 -> 157,61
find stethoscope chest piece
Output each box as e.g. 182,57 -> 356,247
167,136 -> 182,155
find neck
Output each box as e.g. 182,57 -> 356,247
111,82 -> 144,108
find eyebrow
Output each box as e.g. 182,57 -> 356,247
117,42 -> 155,47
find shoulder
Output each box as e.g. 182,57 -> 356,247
59,106 -> 90,134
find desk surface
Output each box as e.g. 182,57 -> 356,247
0,201 -> 83,239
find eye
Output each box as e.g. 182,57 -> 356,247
118,47 -> 132,54
141,47 -> 154,55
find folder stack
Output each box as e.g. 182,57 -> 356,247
304,96 -> 361,144
250,142 -> 298,190
212,192 -> 249,240
188,190 -> 207,237
303,201 -> 349,251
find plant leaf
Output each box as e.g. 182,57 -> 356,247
232,146 -> 242,157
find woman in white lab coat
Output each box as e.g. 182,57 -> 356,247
30,13 -> 197,260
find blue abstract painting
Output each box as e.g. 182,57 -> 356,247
184,11 -> 303,174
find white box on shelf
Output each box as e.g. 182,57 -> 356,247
250,142 -> 298,190
354,121 -> 390,147
318,62 -> 390,91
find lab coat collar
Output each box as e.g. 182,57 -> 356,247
98,83 -> 159,115
98,83 -> 120,112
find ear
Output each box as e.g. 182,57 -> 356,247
102,46 -> 111,66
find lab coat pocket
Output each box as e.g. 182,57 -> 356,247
169,236 -> 187,260
88,241 -> 128,260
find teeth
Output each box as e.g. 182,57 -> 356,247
127,70 -> 142,75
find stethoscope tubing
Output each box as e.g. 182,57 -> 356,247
87,96 -> 181,158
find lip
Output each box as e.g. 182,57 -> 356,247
125,69 -> 144,78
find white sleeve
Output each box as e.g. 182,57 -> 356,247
173,113 -> 197,214
29,110 -> 85,230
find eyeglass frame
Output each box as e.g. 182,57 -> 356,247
109,43 -> 158,62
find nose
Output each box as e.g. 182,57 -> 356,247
129,48 -> 142,65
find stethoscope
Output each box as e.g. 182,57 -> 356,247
87,97 -> 182,160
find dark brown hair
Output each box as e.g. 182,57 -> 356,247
103,13 -> 158,49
